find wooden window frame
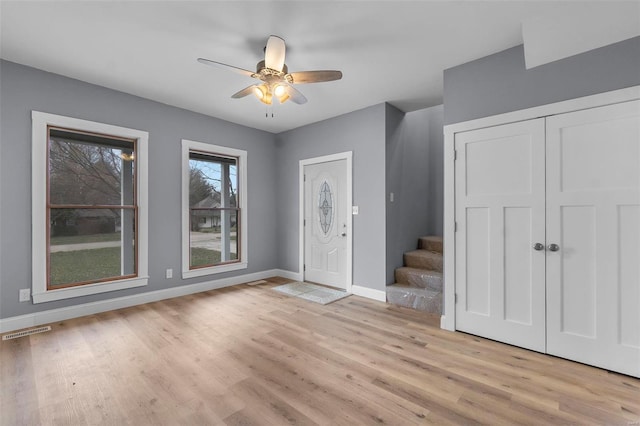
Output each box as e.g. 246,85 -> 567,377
32,111 -> 149,303
181,139 -> 248,279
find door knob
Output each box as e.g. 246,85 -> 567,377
533,243 -> 544,251
341,232 -> 347,237
548,243 -> 560,252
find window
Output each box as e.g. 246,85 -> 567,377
32,112 -> 148,303
182,140 -> 247,278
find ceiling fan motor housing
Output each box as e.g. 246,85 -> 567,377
254,61 -> 294,88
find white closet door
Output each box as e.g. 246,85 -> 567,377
546,100 -> 640,377
455,119 -> 546,352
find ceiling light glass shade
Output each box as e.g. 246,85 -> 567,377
253,84 -> 272,104
277,93 -> 290,104
274,84 -> 286,97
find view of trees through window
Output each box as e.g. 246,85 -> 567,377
48,128 -> 137,288
189,151 -> 239,268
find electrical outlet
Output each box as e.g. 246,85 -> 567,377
165,268 -> 173,279
19,288 -> 31,302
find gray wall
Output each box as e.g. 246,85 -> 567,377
443,36 -> 640,125
384,104 -> 407,284
422,105 -> 444,237
275,104 -> 387,292
0,59 -> 446,319
0,60 -> 278,319
384,104 -> 444,284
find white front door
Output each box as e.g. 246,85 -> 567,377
304,159 -> 349,289
546,100 -> 640,377
455,119 -> 547,352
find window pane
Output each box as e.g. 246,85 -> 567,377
49,208 -> 136,288
190,209 -> 238,268
49,132 -> 135,206
189,154 -> 237,209
228,164 -> 238,207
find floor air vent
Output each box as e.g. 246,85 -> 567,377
2,326 -> 52,340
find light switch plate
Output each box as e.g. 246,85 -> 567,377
352,206 -> 359,215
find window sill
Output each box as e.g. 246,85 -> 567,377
32,276 -> 149,304
182,261 -> 247,279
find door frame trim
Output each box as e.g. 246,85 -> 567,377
299,151 -> 353,292
442,85 -> 640,332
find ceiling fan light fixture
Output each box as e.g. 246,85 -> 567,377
198,35 -> 342,107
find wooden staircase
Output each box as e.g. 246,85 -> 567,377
386,236 -> 443,314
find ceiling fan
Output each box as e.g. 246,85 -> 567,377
197,35 -> 342,105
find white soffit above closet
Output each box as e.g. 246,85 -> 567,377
522,5 -> 640,69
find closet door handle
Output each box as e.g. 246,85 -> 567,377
548,243 -> 560,252
533,243 -> 545,251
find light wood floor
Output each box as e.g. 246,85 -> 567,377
1,277 -> 639,425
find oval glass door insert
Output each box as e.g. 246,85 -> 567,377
318,181 -> 333,235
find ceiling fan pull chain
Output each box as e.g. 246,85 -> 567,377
264,106 -> 275,118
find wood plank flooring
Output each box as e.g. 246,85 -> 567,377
1,277 -> 639,425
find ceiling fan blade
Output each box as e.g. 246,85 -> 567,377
231,85 -> 258,99
265,35 -> 286,72
284,84 -> 307,104
197,58 -> 255,78
289,70 -> 343,84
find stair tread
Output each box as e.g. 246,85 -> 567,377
387,283 -> 441,295
405,249 -> 442,258
403,249 -> 443,272
396,267 -> 442,277
419,236 -> 442,242
418,236 -> 443,253
394,267 -> 442,290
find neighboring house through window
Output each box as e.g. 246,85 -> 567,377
182,139 -> 247,278
31,112 -> 149,303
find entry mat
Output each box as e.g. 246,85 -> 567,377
272,282 -> 350,305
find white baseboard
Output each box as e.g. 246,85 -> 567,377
440,315 -> 454,331
0,270 -> 388,334
351,285 -> 386,302
0,269 -> 281,334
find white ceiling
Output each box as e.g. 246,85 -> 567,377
1,1 -> 638,134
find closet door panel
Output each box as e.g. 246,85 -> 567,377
619,205 -> 640,349
546,100 -> 640,377
455,119 -> 546,352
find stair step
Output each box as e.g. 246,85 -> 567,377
404,250 -> 443,272
418,236 -> 443,253
395,267 -> 442,291
386,284 -> 442,315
